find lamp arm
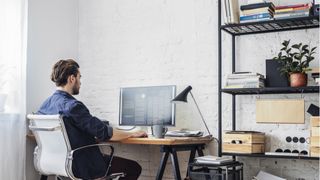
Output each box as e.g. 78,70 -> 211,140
190,92 -> 211,136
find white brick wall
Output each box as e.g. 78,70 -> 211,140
77,0 -> 319,179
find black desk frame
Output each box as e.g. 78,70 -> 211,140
156,143 -> 205,180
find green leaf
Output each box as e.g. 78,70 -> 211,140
302,45 -> 308,50
292,44 -> 300,49
282,40 -> 290,47
311,47 -> 317,52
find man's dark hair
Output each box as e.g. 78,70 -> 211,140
51,59 -> 80,86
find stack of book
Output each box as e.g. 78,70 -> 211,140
239,2 -> 275,23
225,72 -> 265,89
274,3 -> 311,19
194,155 -> 233,165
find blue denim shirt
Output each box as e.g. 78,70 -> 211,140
38,90 -> 113,179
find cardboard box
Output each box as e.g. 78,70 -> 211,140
223,131 -> 265,144
310,136 -> 320,147
311,116 -> 320,127
223,143 -> 265,153
310,147 -> 320,157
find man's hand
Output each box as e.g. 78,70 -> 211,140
129,131 -> 148,138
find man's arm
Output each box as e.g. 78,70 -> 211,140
110,129 -> 148,141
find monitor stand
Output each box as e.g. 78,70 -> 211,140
115,126 -> 136,131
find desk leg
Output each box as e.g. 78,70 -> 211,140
156,152 -> 169,180
170,149 -> 181,180
186,148 -> 196,178
196,145 -> 204,156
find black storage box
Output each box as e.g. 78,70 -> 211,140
188,161 -> 243,180
265,59 -> 289,87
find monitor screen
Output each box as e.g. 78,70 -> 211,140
119,85 -> 176,126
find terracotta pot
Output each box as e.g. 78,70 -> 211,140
289,73 -> 307,87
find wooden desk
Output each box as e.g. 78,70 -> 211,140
28,134 -> 212,180
113,136 -> 212,180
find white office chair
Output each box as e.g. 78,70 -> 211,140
27,114 -> 125,180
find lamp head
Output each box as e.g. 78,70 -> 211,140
171,86 -> 192,103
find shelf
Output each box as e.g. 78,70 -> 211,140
221,16 -> 319,36
221,86 -> 320,95
222,152 -> 320,160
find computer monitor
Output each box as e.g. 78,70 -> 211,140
119,85 -> 176,126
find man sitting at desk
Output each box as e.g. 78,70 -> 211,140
37,59 -> 147,180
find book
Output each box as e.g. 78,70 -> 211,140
275,6 -> 310,13
274,9 -> 310,15
275,3 -> 310,10
194,155 -> 233,165
274,11 -> 309,19
229,0 -> 240,24
224,0 -> 240,24
240,17 -> 273,23
241,7 -> 272,16
240,13 -> 271,21
227,72 -> 264,79
223,0 -> 231,24
226,77 -> 262,86
240,2 -> 275,11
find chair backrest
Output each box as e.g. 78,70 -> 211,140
27,114 -> 73,178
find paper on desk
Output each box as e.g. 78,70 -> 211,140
165,130 -> 203,137
194,155 -> 233,164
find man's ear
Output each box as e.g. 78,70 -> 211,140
68,75 -> 75,83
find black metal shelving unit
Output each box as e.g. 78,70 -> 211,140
221,86 -> 320,95
217,0 -> 320,160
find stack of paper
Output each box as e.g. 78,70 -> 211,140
165,130 -> 203,137
194,155 -> 233,165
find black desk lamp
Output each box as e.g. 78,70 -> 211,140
171,86 -> 212,136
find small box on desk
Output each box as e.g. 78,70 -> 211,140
222,131 -> 265,154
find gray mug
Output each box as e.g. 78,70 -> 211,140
151,125 -> 168,138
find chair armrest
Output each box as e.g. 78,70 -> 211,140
106,172 -> 126,180
69,143 -> 114,158
66,143 -> 116,178
29,125 -> 61,131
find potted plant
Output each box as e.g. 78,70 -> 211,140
273,40 -> 317,87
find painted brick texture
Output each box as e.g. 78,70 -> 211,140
78,0 -> 319,179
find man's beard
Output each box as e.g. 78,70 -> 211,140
72,85 -> 79,95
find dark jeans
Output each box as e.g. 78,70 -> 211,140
41,156 -> 142,180
107,156 -> 142,180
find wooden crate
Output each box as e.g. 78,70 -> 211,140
311,116 -> 320,127
222,143 -> 265,153
311,127 -> 320,136
310,136 -> 320,147
223,132 -> 265,144
310,147 -> 320,157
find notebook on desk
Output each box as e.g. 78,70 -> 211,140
165,130 -> 203,137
